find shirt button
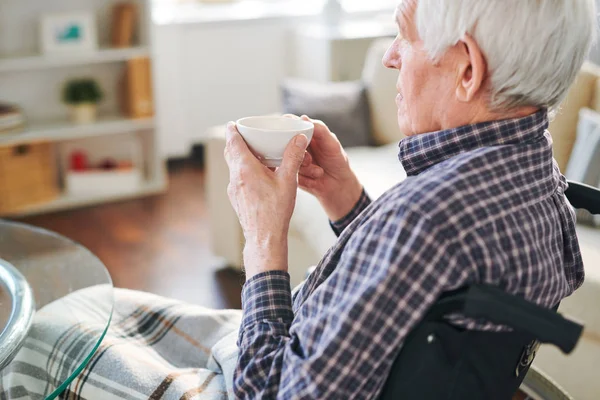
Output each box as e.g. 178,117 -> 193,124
427,334 -> 435,343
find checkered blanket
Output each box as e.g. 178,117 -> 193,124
1,286 -> 242,399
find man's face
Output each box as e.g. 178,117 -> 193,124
382,0 -> 457,136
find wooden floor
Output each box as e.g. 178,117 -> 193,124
17,160 -> 244,309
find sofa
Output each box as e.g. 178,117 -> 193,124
206,38 -> 600,399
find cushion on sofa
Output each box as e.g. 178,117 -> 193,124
281,78 -> 373,148
566,108 -> 600,226
549,62 -> 600,172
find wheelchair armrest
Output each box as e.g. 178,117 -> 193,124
427,285 -> 583,354
565,181 -> 600,215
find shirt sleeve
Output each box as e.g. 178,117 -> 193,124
329,188 -> 372,236
234,207 -> 467,399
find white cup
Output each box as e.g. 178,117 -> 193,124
236,116 -> 314,167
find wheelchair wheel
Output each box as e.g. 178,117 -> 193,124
518,366 -> 573,400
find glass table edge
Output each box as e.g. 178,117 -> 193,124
45,305 -> 114,400
0,259 -> 36,370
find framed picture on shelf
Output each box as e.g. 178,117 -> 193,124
40,12 -> 98,54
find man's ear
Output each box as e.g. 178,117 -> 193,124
456,34 -> 486,103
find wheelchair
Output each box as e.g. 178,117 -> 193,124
379,181 -> 600,400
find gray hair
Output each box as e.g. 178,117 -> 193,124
414,0 -> 598,110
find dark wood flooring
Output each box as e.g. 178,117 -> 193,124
16,160 -> 244,309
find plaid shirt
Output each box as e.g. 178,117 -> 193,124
234,110 -> 584,399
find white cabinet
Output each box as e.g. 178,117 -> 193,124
182,23 -> 289,141
153,20 -> 293,158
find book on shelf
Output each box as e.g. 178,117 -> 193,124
111,3 -> 138,48
0,103 -> 25,134
120,57 -> 154,119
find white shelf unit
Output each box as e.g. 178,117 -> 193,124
0,0 -> 166,217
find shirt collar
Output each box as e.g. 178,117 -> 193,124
398,110 -> 549,176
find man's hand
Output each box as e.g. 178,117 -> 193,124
288,115 -> 364,222
224,122 -> 308,278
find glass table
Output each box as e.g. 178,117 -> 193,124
0,220 -> 113,399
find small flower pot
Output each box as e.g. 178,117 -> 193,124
70,103 -> 98,124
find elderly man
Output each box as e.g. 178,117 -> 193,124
224,0 -> 597,398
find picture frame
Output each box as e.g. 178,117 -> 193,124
40,13 -> 98,54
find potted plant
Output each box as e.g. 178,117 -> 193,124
62,78 -> 104,124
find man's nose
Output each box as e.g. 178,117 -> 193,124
382,41 -> 400,70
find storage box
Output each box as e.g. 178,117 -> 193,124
59,135 -> 143,197
65,168 -> 142,197
0,142 -> 59,214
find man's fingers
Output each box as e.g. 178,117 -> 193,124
302,151 -> 313,167
301,115 -> 331,143
278,134 -> 309,180
299,164 -> 324,179
298,175 -> 318,191
301,115 -> 324,126
224,122 -> 258,167
300,116 -> 325,147
296,115 -> 332,144
224,122 -> 242,162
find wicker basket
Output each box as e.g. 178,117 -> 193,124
0,142 -> 59,214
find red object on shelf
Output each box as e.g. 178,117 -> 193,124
70,151 -> 88,172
